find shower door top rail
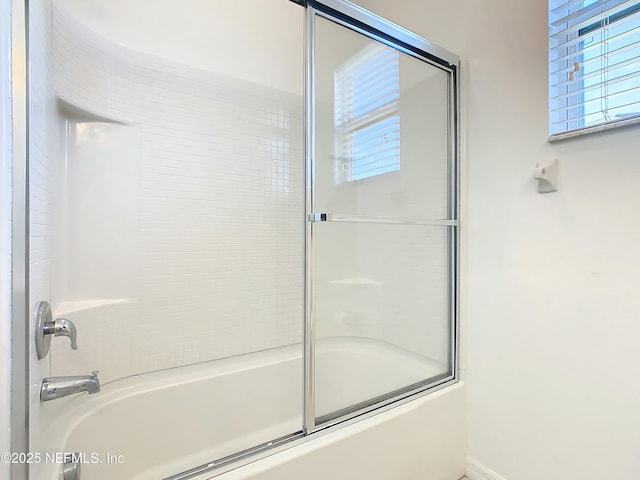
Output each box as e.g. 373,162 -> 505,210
307,0 -> 460,68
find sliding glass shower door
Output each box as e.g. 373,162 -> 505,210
27,1 -> 304,479
20,1 -> 458,479
308,6 -> 458,425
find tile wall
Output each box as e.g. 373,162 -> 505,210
48,6 -> 305,383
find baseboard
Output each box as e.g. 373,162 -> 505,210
465,457 -> 508,480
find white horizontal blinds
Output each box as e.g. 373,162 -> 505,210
549,0 -> 640,135
334,44 -> 400,182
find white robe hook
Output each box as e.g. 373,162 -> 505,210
533,159 -> 558,193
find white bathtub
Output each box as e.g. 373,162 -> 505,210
35,339 -> 466,480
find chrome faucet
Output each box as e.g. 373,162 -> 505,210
62,453 -> 82,480
40,371 -> 100,402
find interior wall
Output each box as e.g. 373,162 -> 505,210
354,1 -> 640,479
1,0 -> 13,475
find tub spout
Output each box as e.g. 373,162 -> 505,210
62,453 -> 81,480
40,371 -> 100,402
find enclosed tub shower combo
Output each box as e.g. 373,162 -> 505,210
10,0 -> 462,479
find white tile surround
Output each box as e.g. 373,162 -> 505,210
28,0 -> 59,457
47,6 -> 305,383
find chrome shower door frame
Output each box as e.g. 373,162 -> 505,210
10,0 -> 30,479
303,0 -> 460,434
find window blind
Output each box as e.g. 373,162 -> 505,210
549,0 -> 640,137
334,44 -> 400,182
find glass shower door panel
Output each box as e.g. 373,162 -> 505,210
312,15 -> 454,422
314,222 -> 451,419
314,16 -> 451,221
30,1 -> 304,478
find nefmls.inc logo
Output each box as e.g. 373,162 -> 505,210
53,452 -> 101,464
53,452 -> 125,464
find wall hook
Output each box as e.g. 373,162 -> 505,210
533,159 -> 558,193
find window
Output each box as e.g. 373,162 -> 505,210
334,44 -> 400,182
549,0 -> 640,138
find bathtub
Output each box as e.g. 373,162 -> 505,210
35,339 -> 466,480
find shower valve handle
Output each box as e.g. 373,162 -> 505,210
43,317 -> 78,350
35,301 -> 78,359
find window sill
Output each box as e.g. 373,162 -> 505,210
548,115 -> 640,142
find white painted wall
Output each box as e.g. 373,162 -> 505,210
355,1 -> 640,480
1,0 -> 14,476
